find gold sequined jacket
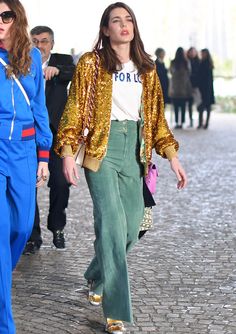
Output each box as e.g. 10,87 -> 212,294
55,52 -> 179,172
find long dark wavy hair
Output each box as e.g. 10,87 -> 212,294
0,0 -> 31,77
94,2 -> 154,75
172,47 -> 189,70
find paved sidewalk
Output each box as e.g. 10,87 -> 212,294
13,112 -> 236,334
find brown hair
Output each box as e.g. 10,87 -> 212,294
94,2 -> 154,75
0,0 -> 31,77
201,48 -> 214,69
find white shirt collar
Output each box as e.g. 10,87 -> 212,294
42,54 -> 51,69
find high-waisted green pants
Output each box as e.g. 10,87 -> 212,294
84,120 -> 144,323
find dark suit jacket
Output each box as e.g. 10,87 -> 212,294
45,53 -> 75,133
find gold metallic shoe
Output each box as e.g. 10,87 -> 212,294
88,291 -> 102,306
105,319 -> 125,333
87,280 -> 102,306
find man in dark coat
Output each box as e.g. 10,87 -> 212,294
154,48 -> 170,106
24,26 -> 75,253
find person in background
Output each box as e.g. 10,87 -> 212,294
55,2 -> 187,333
169,47 -> 192,129
186,46 -> 200,127
197,48 -> 215,129
70,47 -> 83,65
0,1 -> 52,332
154,47 -> 170,106
23,26 -> 75,254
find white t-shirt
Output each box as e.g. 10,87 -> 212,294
111,61 -> 142,121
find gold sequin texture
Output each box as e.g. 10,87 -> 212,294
55,52 -> 179,164
139,207 -> 153,231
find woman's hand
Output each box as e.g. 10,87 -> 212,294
36,161 -> 49,188
169,156 -> 187,189
62,156 -> 79,186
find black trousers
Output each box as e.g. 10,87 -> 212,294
197,103 -> 211,128
172,98 -> 186,125
29,140 -> 70,243
187,97 -> 193,124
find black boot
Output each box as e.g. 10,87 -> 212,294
197,111 -> 203,129
204,108 -> 211,129
53,230 -> 65,249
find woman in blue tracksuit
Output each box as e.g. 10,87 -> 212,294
0,0 -> 52,332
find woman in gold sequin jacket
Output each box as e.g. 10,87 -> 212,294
55,2 -> 187,333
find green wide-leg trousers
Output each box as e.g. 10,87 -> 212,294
84,120 -> 144,323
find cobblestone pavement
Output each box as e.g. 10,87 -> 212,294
13,112 -> 236,334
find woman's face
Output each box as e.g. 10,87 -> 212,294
159,51 -> 165,60
201,50 -> 207,60
189,48 -> 197,58
0,2 -> 15,45
103,7 -> 134,47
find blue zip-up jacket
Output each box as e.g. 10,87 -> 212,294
0,46 -> 52,161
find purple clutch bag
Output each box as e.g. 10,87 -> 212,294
145,163 -> 158,194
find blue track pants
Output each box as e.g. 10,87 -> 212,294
0,132 -> 37,333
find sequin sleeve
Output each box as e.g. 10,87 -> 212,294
143,70 -> 179,159
54,52 -> 94,156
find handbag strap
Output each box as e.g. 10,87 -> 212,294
80,50 -> 100,141
0,57 -> 30,106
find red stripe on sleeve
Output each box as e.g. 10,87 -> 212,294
38,150 -> 50,158
22,128 -> 35,137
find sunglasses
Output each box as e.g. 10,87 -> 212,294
0,11 -> 16,24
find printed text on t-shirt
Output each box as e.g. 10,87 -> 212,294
114,72 -> 141,83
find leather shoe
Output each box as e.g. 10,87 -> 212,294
53,230 -> 65,249
23,241 -> 41,255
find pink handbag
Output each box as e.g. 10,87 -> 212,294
145,163 -> 158,194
